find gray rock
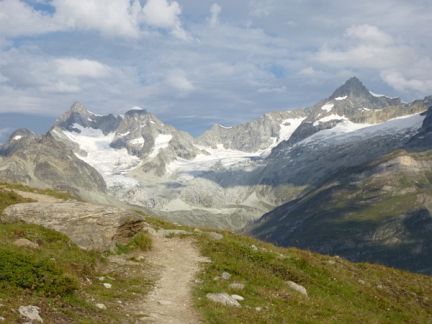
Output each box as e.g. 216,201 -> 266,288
13,238 -> 39,250
18,305 -> 43,323
231,294 -> 244,301
221,272 -> 231,280
95,303 -> 107,310
251,244 -> 258,251
206,293 -> 241,307
229,282 -> 245,290
0,316 -> 5,322
0,128 -> 106,195
1,202 -> 144,251
287,281 -> 308,297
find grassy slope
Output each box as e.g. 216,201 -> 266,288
250,149 -> 432,273
1,184 -> 432,322
0,181 -> 77,201
193,232 -> 432,323
0,185 -> 153,323
143,217 -> 432,323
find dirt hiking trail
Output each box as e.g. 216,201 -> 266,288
128,234 -> 210,323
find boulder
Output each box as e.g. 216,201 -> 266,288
231,294 -> 244,301
13,238 -> 39,249
206,293 -> 241,307
287,281 -> 308,297
1,202 -> 144,251
18,305 -> 43,323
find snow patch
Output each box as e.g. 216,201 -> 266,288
335,96 -> 347,101
118,131 -> 130,137
148,134 -> 173,158
166,144 -> 259,176
12,135 -> 23,141
321,103 -> 334,112
129,106 -> 145,111
313,114 -> 347,126
279,118 -> 305,141
88,110 -> 102,116
129,137 -> 145,146
218,124 -> 232,129
369,91 -> 385,97
301,113 -> 424,146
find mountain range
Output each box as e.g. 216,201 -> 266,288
1,77 -> 432,273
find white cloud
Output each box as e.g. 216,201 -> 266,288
0,0 -> 59,37
315,24 -> 432,95
55,58 -> 111,78
0,48 -> 113,95
52,0 -> 142,38
298,67 -> 316,77
345,24 -> 393,45
165,71 -> 194,92
209,3 -> 222,26
249,0 -> 274,17
141,0 -> 187,39
0,0 -> 187,39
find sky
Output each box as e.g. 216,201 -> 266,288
0,0 -> 431,138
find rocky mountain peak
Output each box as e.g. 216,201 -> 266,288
8,129 -> 35,143
329,77 -> 371,100
69,101 -> 90,115
125,107 -> 149,117
53,102 -> 121,135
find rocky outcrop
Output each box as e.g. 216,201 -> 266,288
1,202 -> 145,251
197,110 -> 306,152
0,130 -> 106,195
54,101 -> 121,135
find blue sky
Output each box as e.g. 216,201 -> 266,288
0,0 -> 431,138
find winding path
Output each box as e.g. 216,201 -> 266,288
129,234 -> 209,323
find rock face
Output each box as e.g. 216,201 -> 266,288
0,130 -> 106,196
1,202 -> 144,251
197,110 -> 306,152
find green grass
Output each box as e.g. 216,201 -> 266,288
0,188 -> 33,213
0,245 -> 78,296
116,231 -> 153,254
193,230 -> 432,323
0,181 -> 76,200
